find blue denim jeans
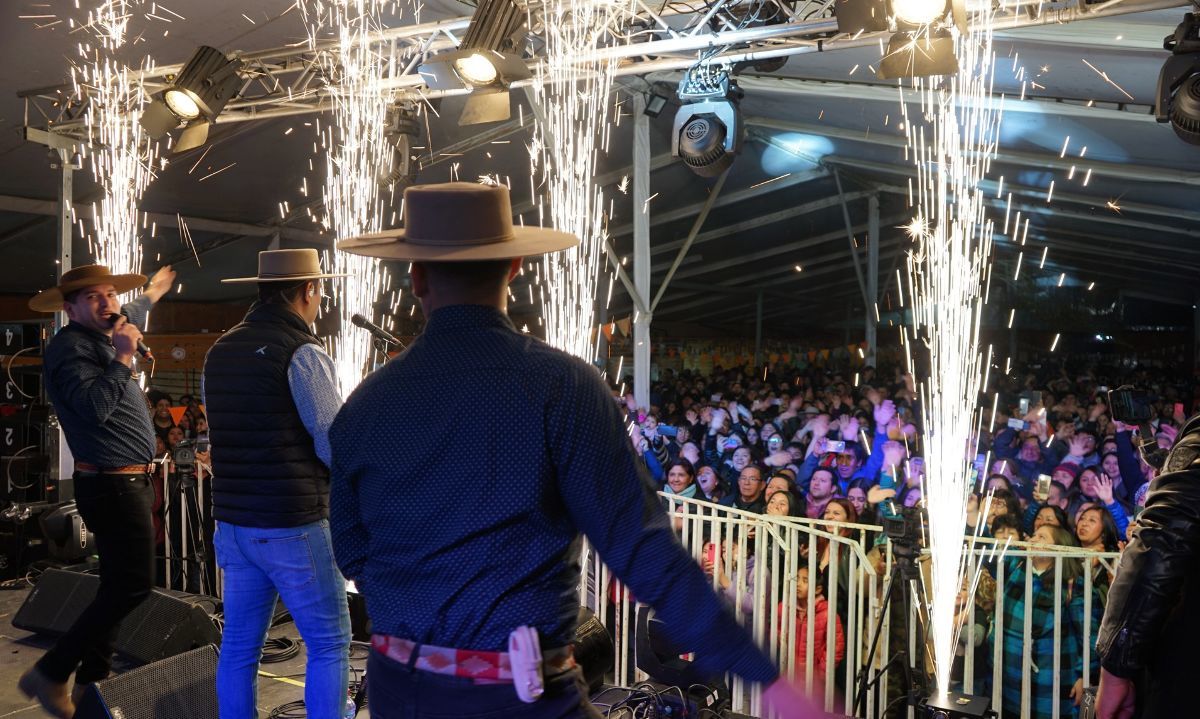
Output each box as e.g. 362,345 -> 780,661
214,519 -> 351,719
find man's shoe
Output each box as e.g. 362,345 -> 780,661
16,666 -> 75,719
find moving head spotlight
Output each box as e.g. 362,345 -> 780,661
1156,12 -> 1200,145
672,66 -> 744,178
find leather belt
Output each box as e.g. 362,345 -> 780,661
370,634 -> 575,685
75,462 -> 154,475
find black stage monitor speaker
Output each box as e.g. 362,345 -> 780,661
75,644 -> 219,719
12,568 -> 221,665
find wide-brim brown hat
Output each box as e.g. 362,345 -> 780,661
223,248 -> 350,283
337,182 -> 579,261
29,264 -> 146,313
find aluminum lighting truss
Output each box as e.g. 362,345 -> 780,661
18,0 -> 1188,140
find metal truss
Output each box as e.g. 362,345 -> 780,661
18,0 -> 1186,141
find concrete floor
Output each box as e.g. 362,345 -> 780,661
0,583 -> 366,718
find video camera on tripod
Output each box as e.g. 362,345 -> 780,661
171,435 -> 209,487
1107,387 -> 1171,469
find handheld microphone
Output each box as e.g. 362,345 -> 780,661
350,313 -> 403,348
108,311 -> 153,360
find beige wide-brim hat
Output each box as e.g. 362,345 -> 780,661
223,248 -> 350,283
29,264 -> 147,313
337,182 -> 579,262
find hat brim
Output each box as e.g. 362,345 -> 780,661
29,273 -> 147,313
335,226 -> 580,262
222,272 -> 351,284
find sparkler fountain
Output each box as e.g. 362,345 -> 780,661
527,0 -> 625,361
300,0 -> 397,396
897,6 -> 1005,699
73,0 -> 160,279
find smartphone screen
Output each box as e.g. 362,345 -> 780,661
1036,474 -> 1052,498
1019,398 -> 1030,415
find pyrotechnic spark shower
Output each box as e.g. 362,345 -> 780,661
72,1 -> 159,279
898,9 -> 1004,694
300,0 -> 397,396
528,0 -> 625,361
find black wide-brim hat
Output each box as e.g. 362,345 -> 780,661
337,182 -> 580,262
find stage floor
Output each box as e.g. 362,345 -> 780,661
0,584 -> 355,718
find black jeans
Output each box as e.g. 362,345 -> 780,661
37,472 -> 156,684
367,648 -> 603,719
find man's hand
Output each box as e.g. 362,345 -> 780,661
874,399 -> 896,429
867,485 -> 896,504
841,415 -> 860,442
110,314 -> 142,367
882,440 -> 906,472
1097,670 -> 1136,719
810,415 -> 830,439
761,678 -> 821,719
143,265 -> 176,304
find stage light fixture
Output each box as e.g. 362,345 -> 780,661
417,0 -> 528,125
892,0 -> 950,26
644,91 -> 669,118
139,45 -> 245,151
671,66 -> 744,178
380,102 -> 421,189
454,52 -> 500,86
877,27 -> 959,79
1156,12 -> 1200,145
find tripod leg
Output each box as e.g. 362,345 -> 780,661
856,569 -> 900,717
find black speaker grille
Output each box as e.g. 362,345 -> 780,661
76,644 -> 219,719
12,568 -> 220,664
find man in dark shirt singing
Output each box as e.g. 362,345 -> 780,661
18,263 -> 174,717
330,182 -> 813,718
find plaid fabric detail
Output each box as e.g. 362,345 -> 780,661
992,559 -> 1103,719
370,634 -> 574,684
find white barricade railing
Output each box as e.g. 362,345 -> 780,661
580,494 -> 1121,719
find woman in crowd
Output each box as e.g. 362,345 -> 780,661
994,524 -> 1101,719
766,491 -> 798,518
1032,504 -> 1070,533
696,465 -> 725,503
1076,467 -> 1130,537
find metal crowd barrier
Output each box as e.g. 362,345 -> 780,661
580,494 -> 1120,719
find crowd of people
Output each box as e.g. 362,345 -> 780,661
622,361 -> 1192,718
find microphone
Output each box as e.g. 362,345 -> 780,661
108,311 -> 153,360
351,314 -> 403,349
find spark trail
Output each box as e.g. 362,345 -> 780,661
72,0 -> 159,279
299,0 -> 397,396
897,8 -> 1004,694
528,0 -> 626,361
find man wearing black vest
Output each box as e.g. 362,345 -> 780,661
203,249 -> 351,719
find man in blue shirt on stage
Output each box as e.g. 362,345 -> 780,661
330,182 -> 815,718
19,263 -> 174,717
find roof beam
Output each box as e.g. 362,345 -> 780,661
823,155 -> 1200,228
606,167 -> 830,238
0,194 -> 323,244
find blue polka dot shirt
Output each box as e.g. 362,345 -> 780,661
328,304 -> 777,683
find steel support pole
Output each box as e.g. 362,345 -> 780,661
633,95 -> 652,411
53,146 -> 75,489
866,194 -> 879,367
650,169 -> 729,312
754,291 -> 764,369
833,168 -> 869,306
